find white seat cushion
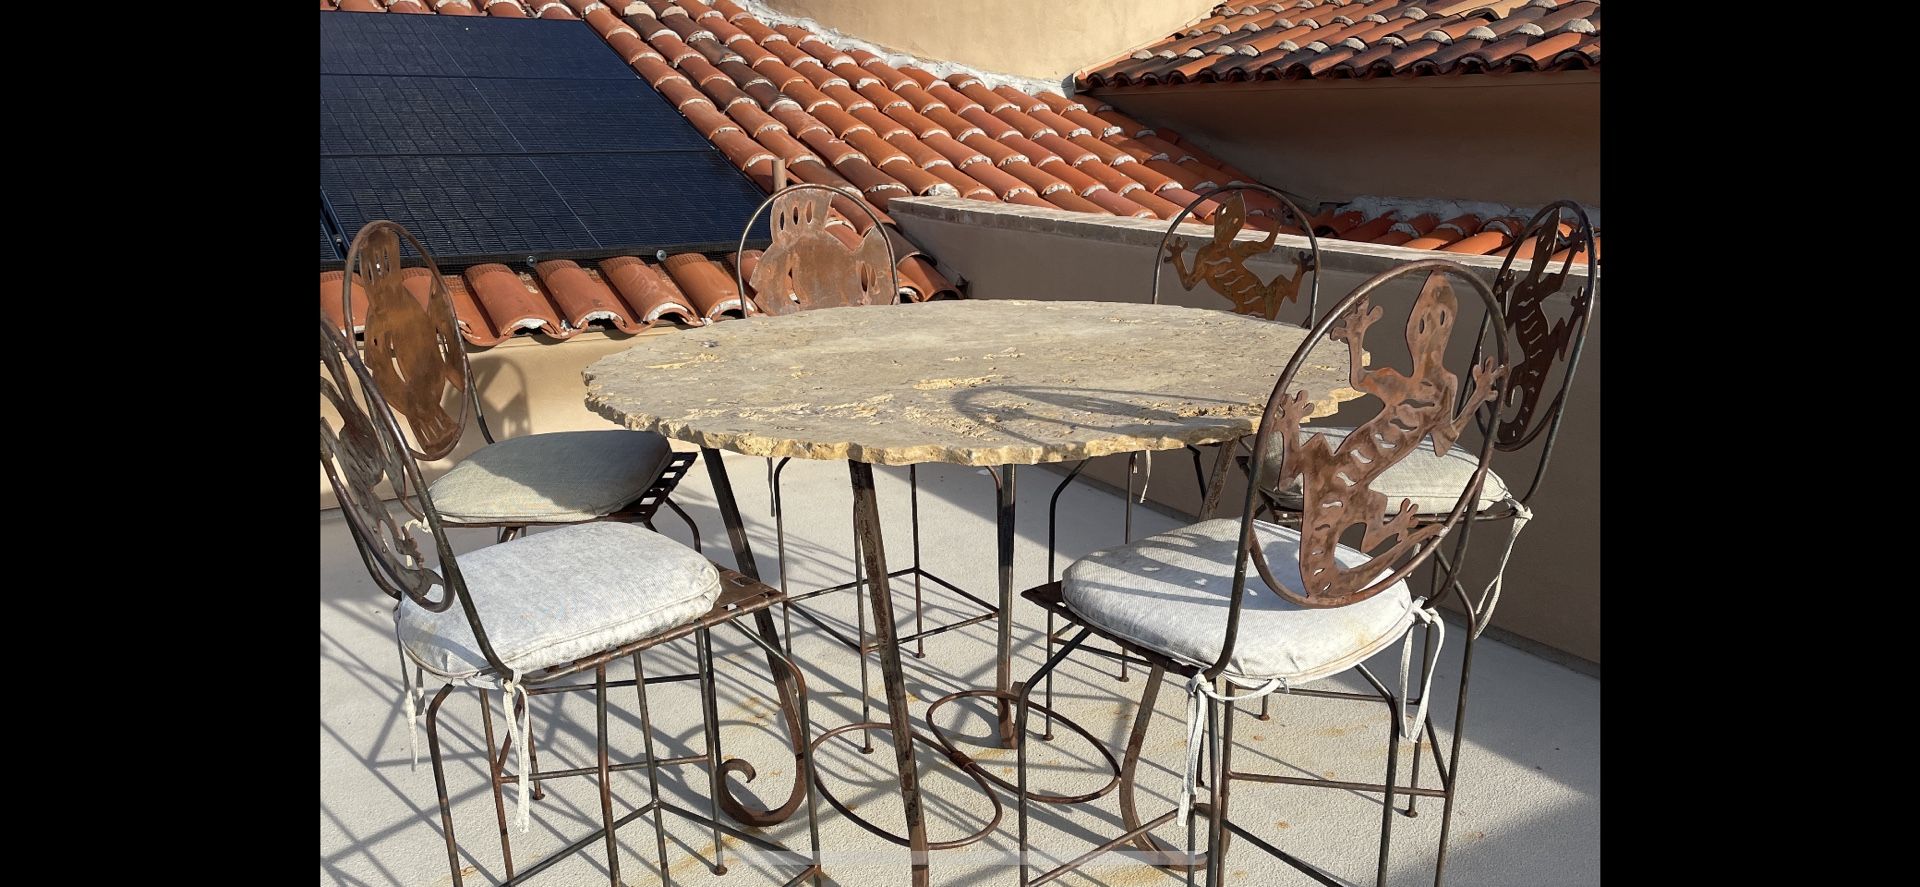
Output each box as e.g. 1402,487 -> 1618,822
429,430 -> 675,524
1268,428 -> 1509,515
398,522 -> 721,681
1062,519 -> 1417,684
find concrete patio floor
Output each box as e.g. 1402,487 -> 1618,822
320,450 -> 1599,887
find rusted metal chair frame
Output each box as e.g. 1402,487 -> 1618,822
1035,184 -> 1324,732
340,220 -> 703,549
734,184 -> 1002,754
322,314 -> 822,887
1010,260 -> 1511,887
1249,201 -> 1598,886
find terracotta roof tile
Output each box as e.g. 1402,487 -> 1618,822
1081,0 -> 1600,87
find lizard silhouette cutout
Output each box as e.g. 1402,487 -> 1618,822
1164,193 -> 1310,321
1257,271 -> 1504,607
356,225 -> 466,459
1494,219 -> 1592,448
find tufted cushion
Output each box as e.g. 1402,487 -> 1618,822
428,430 -> 675,524
398,522 -> 721,680
1266,428 -> 1509,516
1062,519 -> 1416,684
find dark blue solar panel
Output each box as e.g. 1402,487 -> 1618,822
320,76 -> 522,156
319,11 -> 633,80
537,153 -> 769,251
470,78 -> 709,154
322,215 -> 340,265
322,156 -> 597,262
318,10 -> 772,268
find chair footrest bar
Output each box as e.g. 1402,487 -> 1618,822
1228,769 -> 1448,799
784,565 -> 1000,653
499,753 -> 707,785
1221,818 -> 1358,887
1032,808 -> 1182,887
500,799 -> 661,886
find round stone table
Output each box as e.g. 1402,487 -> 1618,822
583,300 -> 1359,886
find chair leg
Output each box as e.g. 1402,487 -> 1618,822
772,458 -> 794,658
633,652 -> 674,887
852,502 -> 875,754
1377,684 -> 1403,887
1212,697 -> 1239,886
1017,627 -> 1091,887
478,688 -> 515,880
1404,618 -> 1437,817
1043,460 -> 1089,741
696,629 -> 729,875
1432,633 -> 1478,887
594,665 -> 624,887
1203,681 -> 1227,887
425,686 -> 463,887
663,498 -> 702,554
910,465 -> 926,659
1117,455 -> 1136,684
1119,664 -> 1202,873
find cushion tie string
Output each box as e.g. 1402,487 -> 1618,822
1471,498 -> 1532,639
1134,452 -> 1153,504
1179,673 -> 1285,824
1396,603 -> 1445,741
505,674 -> 532,833
394,612 -> 422,771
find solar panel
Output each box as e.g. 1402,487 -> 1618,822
318,11 -> 771,269
469,78 -> 710,154
322,215 -> 340,265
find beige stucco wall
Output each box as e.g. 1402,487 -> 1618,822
762,0 -> 1216,84
1087,73 -> 1600,208
319,327 -> 689,510
890,197 -> 1599,665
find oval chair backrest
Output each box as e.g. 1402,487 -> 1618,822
1152,184 -> 1322,327
1208,260 -> 1511,673
1472,200 -> 1599,505
338,220 -> 489,461
735,183 -> 899,317
319,312 -> 508,677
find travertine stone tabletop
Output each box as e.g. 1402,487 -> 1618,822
584,300 -> 1360,467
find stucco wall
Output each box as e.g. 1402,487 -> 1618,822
762,0 -> 1216,84
1088,73 -> 1600,208
890,197 -> 1599,665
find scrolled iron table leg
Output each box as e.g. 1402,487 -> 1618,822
700,447 -> 809,827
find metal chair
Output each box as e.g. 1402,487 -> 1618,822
737,184 -> 1002,754
1011,260 -> 1511,887
1251,201 -> 1599,884
1035,185 -> 1323,731
321,313 -> 822,887
337,220 -> 703,551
